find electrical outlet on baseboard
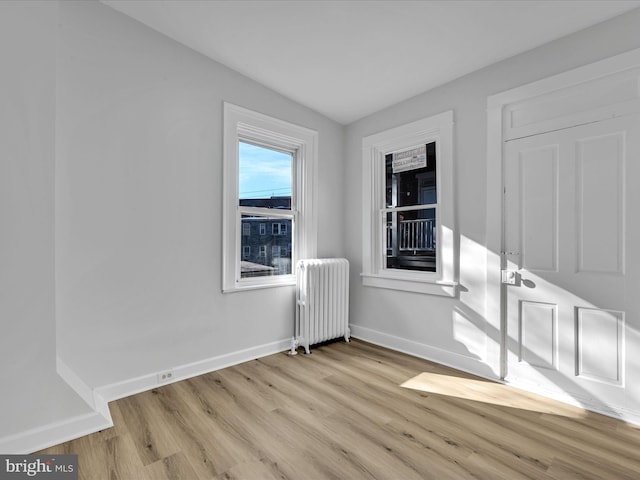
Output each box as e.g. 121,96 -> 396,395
157,370 -> 174,384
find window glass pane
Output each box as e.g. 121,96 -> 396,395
386,208 -> 436,272
239,142 -> 292,208
386,142 -> 436,208
240,215 -> 292,278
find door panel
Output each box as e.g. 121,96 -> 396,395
576,133 -> 625,274
504,115 -> 638,407
520,301 -> 557,369
576,307 -> 623,385
520,146 -> 558,272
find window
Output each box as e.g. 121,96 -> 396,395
272,223 -> 287,235
223,103 -> 318,292
362,111 -> 457,296
242,246 -> 251,258
385,143 -> 437,272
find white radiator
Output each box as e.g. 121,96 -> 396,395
290,258 -> 350,355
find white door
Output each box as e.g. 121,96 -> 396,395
503,114 -> 639,409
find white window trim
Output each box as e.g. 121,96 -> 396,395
361,110 -> 457,296
222,103 -> 318,292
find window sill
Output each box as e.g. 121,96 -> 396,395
361,273 -> 458,297
223,276 -> 296,293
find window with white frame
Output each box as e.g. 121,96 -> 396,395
272,222 -> 287,235
242,245 -> 251,258
361,111 -> 457,296
223,103 -> 318,292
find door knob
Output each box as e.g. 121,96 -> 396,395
501,269 -> 519,285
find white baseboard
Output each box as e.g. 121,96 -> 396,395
0,359 -> 115,454
57,355 -> 112,423
96,337 -> 292,402
505,378 -> 640,426
351,324 -> 640,427
350,324 -> 500,381
16,331 -> 637,454
0,411 -> 113,455
2,338 -> 291,454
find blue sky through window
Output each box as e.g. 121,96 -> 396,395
239,142 -> 292,199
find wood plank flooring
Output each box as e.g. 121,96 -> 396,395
38,340 -> 640,479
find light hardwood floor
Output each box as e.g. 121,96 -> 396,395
39,340 -> 640,479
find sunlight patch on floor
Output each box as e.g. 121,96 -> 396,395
400,372 -> 587,418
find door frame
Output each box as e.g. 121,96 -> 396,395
485,47 -> 640,380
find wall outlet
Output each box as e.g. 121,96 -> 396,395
157,370 -> 174,384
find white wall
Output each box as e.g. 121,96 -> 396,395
1,0 -> 344,452
55,1 -> 345,389
345,8 -> 640,379
0,1 -> 95,448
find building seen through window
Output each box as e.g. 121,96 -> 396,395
385,142 -> 437,272
239,141 -> 293,278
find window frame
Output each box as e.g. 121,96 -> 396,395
272,222 -> 287,236
222,103 -> 318,292
361,111 -> 457,296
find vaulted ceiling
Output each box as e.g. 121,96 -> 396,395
101,0 -> 640,124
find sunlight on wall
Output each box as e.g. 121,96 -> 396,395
459,234 -> 486,315
452,310 -> 486,361
452,235 -> 494,367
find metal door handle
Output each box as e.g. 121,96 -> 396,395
501,270 -> 519,285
